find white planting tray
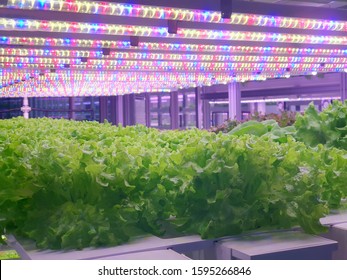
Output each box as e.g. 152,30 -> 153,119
16,210 -> 347,260
215,231 -> 338,260
26,235 -> 213,260
322,222 -> 347,260
97,249 -> 190,260
320,210 -> 347,226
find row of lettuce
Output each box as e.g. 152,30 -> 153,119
0,101 -> 346,250
210,110 -> 297,133
221,100 -> 347,150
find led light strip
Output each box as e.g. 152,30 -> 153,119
0,63 -> 327,77
1,36 -> 346,56
1,78 -> 279,94
0,72 -> 213,78
177,29 -> 347,45
0,72 -> 339,92
0,70 -> 222,80
1,19 -> 347,45
2,72 -> 268,80
0,56 -> 345,74
0,77 -> 270,97
0,66 -> 342,98
0,48 -> 97,58
3,0 -> 347,32
1,59 -> 345,71
0,75 -> 231,85
2,48 -> 347,64
2,72 -> 291,91
0,70 -> 337,90
0,87 -> 173,97
2,88 -> 341,99
0,80 -> 188,93
0,70 -> 295,83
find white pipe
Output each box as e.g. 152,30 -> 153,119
21,95 -> 31,119
257,102 -> 266,115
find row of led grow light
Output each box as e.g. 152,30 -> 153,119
0,71 -> 222,81
0,69 -> 334,89
0,82 -> 182,97
1,75 -> 284,91
0,72 -> 327,84
0,71 -> 281,89
1,19 -> 347,45
0,71 -> 278,86
0,61 -> 343,71
2,81 -> 185,89
2,78 -> 341,95
9,75 -> 328,96
0,74 -> 223,84
1,69 -> 332,92
0,88 -> 170,97
3,48 -> 347,64
1,37 -> 346,56
3,0 -> 347,32
0,56 -> 341,67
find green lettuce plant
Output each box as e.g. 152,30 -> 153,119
0,117 -> 346,249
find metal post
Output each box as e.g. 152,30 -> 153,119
68,97 -> 75,120
123,94 -> 136,126
158,95 -> 162,127
123,94 -> 129,126
145,92 -> 151,127
170,91 -> 179,130
99,96 -> 108,123
116,95 -> 124,126
195,87 -> 203,129
228,82 -> 241,121
202,99 -> 210,129
182,92 -> 186,128
341,72 -> 347,102
129,94 -> 136,125
109,96 -> 117,125
21,95 -> 31,119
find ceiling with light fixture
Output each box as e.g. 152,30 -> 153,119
1,0 -> 347,97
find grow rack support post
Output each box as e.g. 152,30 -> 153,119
195,86 -> 203,129
110,95 -> 123,126
170,91 -> 179,129
228,82 -> 241,121
341,72 -> 347,102
99,96 -> 108,123
123,94 -> 135,126
21,94 -> 31,119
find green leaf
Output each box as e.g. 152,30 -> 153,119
229,121 -> 268,137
